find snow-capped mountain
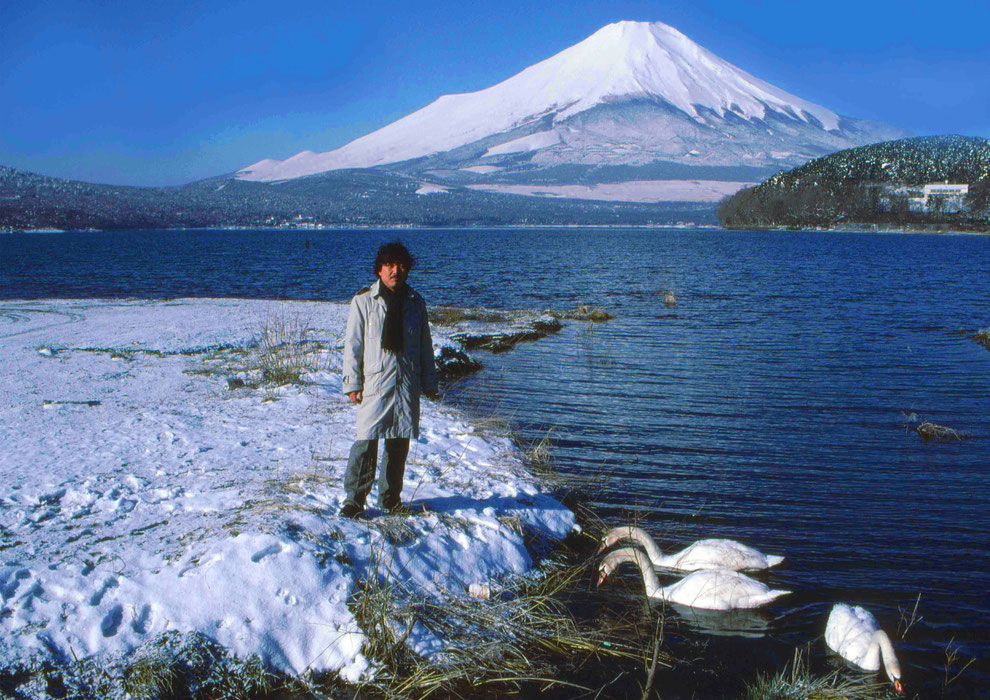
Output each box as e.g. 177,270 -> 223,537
236,21 -> 908,201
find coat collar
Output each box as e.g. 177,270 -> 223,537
371,279 -> 417,301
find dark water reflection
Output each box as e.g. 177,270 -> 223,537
2,227 -> 988,696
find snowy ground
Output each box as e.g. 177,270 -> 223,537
0,298 -> 576,684
468,179 -> 756,203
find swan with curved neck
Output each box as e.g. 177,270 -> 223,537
825,604 -> 905,695
597,526 -> 784,572
597,547 -> 790,610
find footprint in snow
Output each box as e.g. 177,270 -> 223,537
1,569 -> 32,601
251,543 -> 283,563
89,577 -> 118,607
101,604 -> 123,637
131,604 -> 154,635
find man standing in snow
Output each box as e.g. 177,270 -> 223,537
340,241 -> 438,518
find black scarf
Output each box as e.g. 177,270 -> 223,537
379,282 -> 407,354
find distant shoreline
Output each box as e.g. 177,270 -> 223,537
724,223 -> 990,236
5,222 -> 989,235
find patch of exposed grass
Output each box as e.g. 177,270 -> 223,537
257,313 -> 318,388
350,552 -> 660,699
526,426 -> 557,475
743,648 -> 889,700
2,631 -> 332,700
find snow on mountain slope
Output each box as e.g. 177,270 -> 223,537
236,20 -> 898,184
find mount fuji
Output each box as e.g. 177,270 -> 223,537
236,21 -> 908,202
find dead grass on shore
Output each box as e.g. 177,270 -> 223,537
743,648 -> 890,700
349,553 -> 664,699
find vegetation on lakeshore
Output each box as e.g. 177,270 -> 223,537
718,135 -> 990,231
743,648 -> 890,700
0,165 -> 716,231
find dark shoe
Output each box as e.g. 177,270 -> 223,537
381,500 -> 405,515
340,503 -> 363,519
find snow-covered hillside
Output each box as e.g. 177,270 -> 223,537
236,21 -> 907,188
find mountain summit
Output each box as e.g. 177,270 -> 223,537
237,21 -> 907,201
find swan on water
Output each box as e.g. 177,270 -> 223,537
597,525 -> 784,572
825,603 -> 905,695
597,547 -> 790,610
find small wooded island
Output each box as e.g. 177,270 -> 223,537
718,135 -> 990,232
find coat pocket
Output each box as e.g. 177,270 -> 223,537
363,367 -> 385,395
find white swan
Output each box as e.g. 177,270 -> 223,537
825,603 -> 905,695
597,526 -> 784,572
597,547 -> 790,610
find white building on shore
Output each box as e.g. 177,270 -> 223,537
908,183 -> 969,212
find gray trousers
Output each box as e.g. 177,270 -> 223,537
343,438 -> 409,509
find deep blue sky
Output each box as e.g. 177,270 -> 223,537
2,0 -> 988,186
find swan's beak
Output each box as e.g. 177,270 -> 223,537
596,569 -> 607,587
893,679 -> 905,696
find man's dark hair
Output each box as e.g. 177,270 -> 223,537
373,241 -> 414,274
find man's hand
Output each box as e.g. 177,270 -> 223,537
348,391 -> 363,404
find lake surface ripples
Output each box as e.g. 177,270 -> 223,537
2,227 -> 988,696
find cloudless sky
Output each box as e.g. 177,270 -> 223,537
2,0 -> 988,186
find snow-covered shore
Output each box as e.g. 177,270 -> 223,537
0,298 -> 576,684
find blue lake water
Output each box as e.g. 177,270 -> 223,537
2,227 -> 988,696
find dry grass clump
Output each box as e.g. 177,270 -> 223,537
916,421 -> 962,442
526,428 -> 557,473
257,312 -> 319,387
122,651 -> 177,700
351,557 -> 662,699
743,648 -> 889,700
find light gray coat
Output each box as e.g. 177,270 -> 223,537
342,280 -> 438,440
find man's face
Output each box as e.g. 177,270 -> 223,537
378,261 -> 409,291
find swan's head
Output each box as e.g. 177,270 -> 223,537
596,526 -> 646,555
596,547 -> 645,587
596,556 -> 617,587
886,658 -> 905,696
878,630 -> 905,696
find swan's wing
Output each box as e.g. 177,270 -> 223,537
671,539 -> 774,571
663,569 -> 789,610
826,604 -> 880,667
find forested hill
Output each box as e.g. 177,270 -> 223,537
0,166 -> 716,231
718,135 -> 990,231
